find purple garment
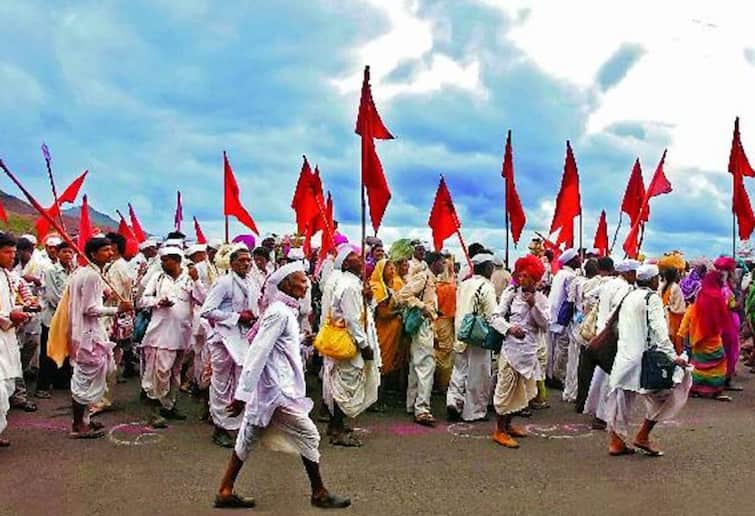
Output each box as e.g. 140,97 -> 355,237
232,234 -> 256,250
721,285 -> 741,378
680,269 -> 703,303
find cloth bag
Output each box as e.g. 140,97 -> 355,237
640,293 -> 676,390
315,316 -> 358,361
458,284 -> 490,347
579,303 -> 599,342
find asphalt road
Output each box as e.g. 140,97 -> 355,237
2,365 -> 754,516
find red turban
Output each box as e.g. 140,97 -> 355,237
515,254 -> 546,282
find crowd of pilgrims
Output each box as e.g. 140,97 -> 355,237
0,226 -> 752,508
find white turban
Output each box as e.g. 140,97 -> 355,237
268,260 -> 305,287
186,244 -> 207,257
637,264 -> 659,281
615,259 -> 641,273
160,246 -> 184,258
471,253 -> 495,265
287,247 -> 306,261
139,239 -> 157,251
164,238 -> 184,248
208,238 -> 223,250
21,234 -> 38,246
334,244 -> 358,269
44,236 -> 62,247
558,248 -> 578,265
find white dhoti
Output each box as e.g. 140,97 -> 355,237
192,320 -> 211,387
141,347 -> 184,410
208,340 -> 243,431
493,358 -> 537,416
562,328 -> 582,403
0,378 -> 14,435
406,319 -> 436,416
605,370 -> 692,440
321,356 -> 379,419
235,405 -> 321,463
71,344 -> 114,406
446,346 -> 492,421
583,368 -> 611,420
547,330 -> 569,381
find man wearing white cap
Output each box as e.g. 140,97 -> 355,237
201,246 -> 260,447
321,245 -> 380,446
139,247 -> 205,426
546,248 -> 581,390
214,261 -> 351,510
446,252 -> 497,422
582,259 -> 639,428
397,251 -> 446,426
605,264 -> 691,457
407,240 -> 429,278
185,244 -> 212,397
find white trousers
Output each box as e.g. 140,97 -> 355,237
0,378 -> 14,436
547,330 -> 570,381
446,346 -> 492,421
235,405 -> 321,463
562,334 -> 582,403
406,319 -> 436,416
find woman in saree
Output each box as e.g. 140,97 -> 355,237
369,258 -> 405,406
678,271 -> 730,401
660,267 -> 686,354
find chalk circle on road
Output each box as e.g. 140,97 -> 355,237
108,421 -> 165,447
448,422 -> 594,440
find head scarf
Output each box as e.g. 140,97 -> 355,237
369,258 -> 402,304
679,268 -> 703,302
693,270 -> 729,340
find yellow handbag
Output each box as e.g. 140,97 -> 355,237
315,315 -> 358,360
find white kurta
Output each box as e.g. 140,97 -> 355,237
547,266 -> 576,333
68,267 -> 117,406
446,275 -> 496,421
139,272 -> 204,351
321,272 -> 380,418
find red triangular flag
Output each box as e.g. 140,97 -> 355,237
77,195 -> 93,266
128,203 -> 147,243
622,221 -> 641,259
645,149 -> 672,199
593,210 -> 609,256
117,214 -> 136,241
291,156 -> 316,233
621,159 -> 647,224
0,197 -> 7,224
317,193 -> 337,263
428,176 -> 461,252
223,152 -> 259,234
194,216 -> 207,244
729,117 -> 755,178
549,141 -> 582,240
502,130 -> 526,245
355,66 -> 394,140
35,170 -> 89,242
361,136 -> 391,233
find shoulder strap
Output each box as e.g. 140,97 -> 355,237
472,282 -> 485,314
644,291 -> 654,348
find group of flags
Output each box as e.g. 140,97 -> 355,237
5,68 -> 755,268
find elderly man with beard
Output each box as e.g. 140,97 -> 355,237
214,262 -> 351,510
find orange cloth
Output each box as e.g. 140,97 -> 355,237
662,288 -> 684,354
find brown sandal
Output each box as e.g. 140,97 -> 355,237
414,413 -> 436,427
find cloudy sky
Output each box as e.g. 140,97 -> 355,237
2,0 -> 755,258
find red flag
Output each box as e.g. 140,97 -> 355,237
593,210 -> 609,256
128,203 -> 147,243
729,117 -> 755,178
502,130 -> 526,245
549,141 -> 582,244
35,170 -> 89,241
291,157 -> 324,234
316,193 -> 336,262
428,176 -> 461,252
621,159 -> 647,224
645,149 -> 672,198
174,191 -> 183,231
623,150 -> 672,258
77,195 -> 93,266
355,66 -> 394,140
117,214 -> 136,241
193,216 -> 207,244
0,198 -> 7,224
223,152 -> 259,234
356,66 -> 393,234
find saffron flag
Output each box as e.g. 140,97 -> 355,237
502,130 -> 526,245
729,117 -> 755,178
730,119 -> 755,239
35,170 -> 89,241
223,152 -> 259,234
356,66 -> 393,233
0,198 -> 7,224
291,156 -> 324,234
194,216 -> 207,244
128,203 -> 147,243
174,191 -> 183,231
117,214 -> 136,241
621,159 -> 647,224
428,176 -> 461,252
593,210 -> 609,256
549,141 -> 582,247
77,195 -> 93,266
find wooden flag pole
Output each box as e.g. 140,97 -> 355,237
610,211 -> 623,255
360,150 -> 369,332
504,166 -> 510,270
456,229 -> 473,274
637,223 -> 647,257
224,216 -> 229,244
42,147 -> 66,233
0,159 -> 127,303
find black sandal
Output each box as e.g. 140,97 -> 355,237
330,432 -> 362,447
213,493 -> 256,509
311,493 -> 351,509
